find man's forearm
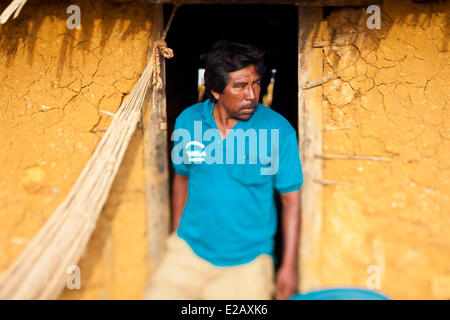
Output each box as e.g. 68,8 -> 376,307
171,174 -> 188,232
280,190 -> 301,268
275,190 -> 301,300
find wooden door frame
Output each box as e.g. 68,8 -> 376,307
143,0 -> 374,293
298,6 -> 324,293
143,4 -> 171,278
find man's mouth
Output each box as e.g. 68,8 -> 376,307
240,104 -> 257,113
241,107 -> 256,114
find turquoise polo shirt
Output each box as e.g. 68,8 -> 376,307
171,99 -> 303,267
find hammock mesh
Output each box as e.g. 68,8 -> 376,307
0,42 -> 172,299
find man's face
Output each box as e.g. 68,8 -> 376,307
212,64 -> 261,121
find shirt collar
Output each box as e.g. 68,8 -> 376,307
201,99 -> 216,128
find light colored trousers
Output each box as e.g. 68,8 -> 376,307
144,232 -> 275,300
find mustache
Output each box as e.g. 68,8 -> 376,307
240,102 -> 258,110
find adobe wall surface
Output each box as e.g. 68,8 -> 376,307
317,0 -> 449,299
0,0 -> 153,299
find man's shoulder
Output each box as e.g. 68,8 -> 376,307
176,101 -> 204,123
255,104 -> 296,136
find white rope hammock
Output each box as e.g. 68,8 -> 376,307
0,0 -> 27,24
0,41 -> 173,299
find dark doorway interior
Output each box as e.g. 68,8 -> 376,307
164,4 -> 298,270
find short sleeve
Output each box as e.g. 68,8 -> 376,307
171,117 -> 190,177
274,131 -> 303,193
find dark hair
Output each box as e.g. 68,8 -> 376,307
201,41 -> 265,102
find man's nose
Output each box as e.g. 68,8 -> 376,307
246,85 -> 257,101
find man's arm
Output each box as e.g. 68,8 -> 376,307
171,173 -> 189,233
275,189 -> 301,300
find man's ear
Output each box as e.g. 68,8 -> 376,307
211,90 -> 220,101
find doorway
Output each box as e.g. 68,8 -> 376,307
163,4 -> 299,269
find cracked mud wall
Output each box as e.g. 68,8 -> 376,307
0,0 -> 153,299
315,0 -> 449,299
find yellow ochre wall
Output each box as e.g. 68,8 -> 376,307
0,0 -> 153,299
317,0 -> 449,299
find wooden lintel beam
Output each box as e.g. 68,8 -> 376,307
146,0 -> 380,6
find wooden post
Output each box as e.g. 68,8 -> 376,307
298,6 -> 324,293
142,4 -> 171,278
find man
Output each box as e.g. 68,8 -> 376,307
145,41 -> 303,300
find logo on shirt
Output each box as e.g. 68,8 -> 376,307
185,141 -> 206,163
172,121 -> 281,175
